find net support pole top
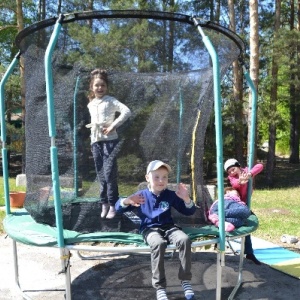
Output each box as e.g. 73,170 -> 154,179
193,16 -> 226,252
45,14 -> 65,139
44,15 -> 66,248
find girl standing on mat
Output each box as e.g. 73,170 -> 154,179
87,69 -> 131,219
224,158 -> 263,265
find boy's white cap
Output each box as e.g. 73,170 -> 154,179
147,160 -> 171,174
224,158 -> 240,171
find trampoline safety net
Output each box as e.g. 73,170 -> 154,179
13,10 -> 244,233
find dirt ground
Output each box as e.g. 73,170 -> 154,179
1,234 -> 299,300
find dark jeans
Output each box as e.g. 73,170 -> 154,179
244,211 -> 256,255
245,235 -> 254,255
91,139 -> 120,206
210,200 -> 251,227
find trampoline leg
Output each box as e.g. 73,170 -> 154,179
12,239 -> 21,291
12,239 -> 31,300
216,250 -> 225,300
228,236 -> 245,300
60,248 -> 72,300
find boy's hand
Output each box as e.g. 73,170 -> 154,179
124,194 -> 145,207
175,183 -> 191,203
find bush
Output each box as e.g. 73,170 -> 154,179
6,123 -> 24,154
118,154 -> 145,182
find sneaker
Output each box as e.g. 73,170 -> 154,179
100,203 -> 109,218
246,254 -> 261,265
209,213 -> 219,225
106,205 -> 116,219
224,222 -> 235,232
181,280 -> 194,300
156,288 -> 168,300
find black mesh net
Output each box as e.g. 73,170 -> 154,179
16,10 -> 244,233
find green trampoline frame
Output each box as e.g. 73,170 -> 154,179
3,209 -> 258,300
0,10 -> 258,300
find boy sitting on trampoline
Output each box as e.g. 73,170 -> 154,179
115,160 -> 196,300
208,187 -> 251,232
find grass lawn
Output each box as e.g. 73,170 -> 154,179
1,160 -> 299,253
251,187 -> 300,250
251,160 -> 300,252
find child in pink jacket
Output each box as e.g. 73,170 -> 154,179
208,187 -> 251,232
224,158 -> 263,265
224,158 -> 263,204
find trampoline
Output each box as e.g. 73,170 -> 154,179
0,10 -> 258,300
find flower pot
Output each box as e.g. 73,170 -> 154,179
9,191 -> 26,208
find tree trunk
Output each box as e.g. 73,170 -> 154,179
266,0 -> 281,186
214,0 -> 220,22
57,0 -> 62,15
228,0 -> 244,164
38,0 -> 46,21
87,0 -> 94,28
248,0 -> 259,165
289,0 -> 300,163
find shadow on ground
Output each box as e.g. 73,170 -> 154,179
70,251 -> 300,300
1,236 -> 300,300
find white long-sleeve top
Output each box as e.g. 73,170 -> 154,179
87,95 -> 131,144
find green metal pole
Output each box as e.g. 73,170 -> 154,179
243,67 -> 258,207
177,87 -> 183,184
44,14 -> 65,247
193,17 -> 225,252
0,53 -> 20,215
73,76 -> 80,197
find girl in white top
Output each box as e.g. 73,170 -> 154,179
87,69 -> 131,219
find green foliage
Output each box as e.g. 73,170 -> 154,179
5,123 -> 24,153
117,154 -> 144,182
118,182 -> 138,198
0,2 -> 298,174
276,131 -> 289,155
257,27 -> 300,156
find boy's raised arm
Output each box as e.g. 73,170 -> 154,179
121,193 -> 145,207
